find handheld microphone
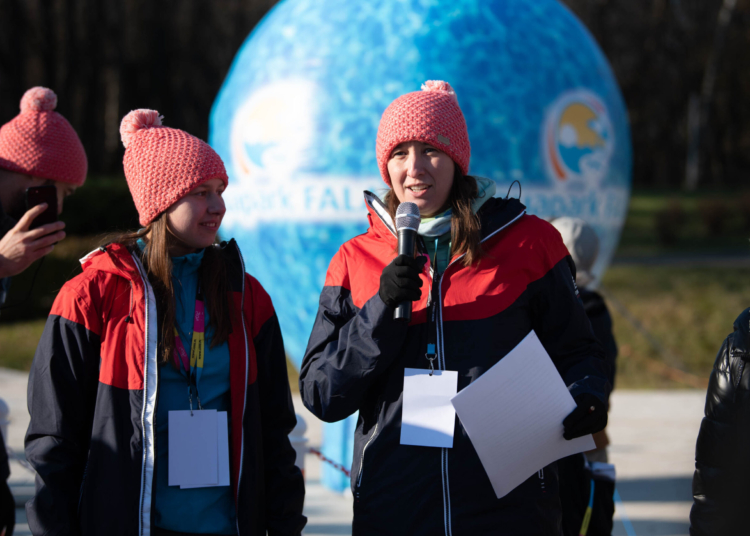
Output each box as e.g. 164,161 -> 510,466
394,202 -> 421,321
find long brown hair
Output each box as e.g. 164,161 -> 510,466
106,212 -> 232,364
385,163 -> 483,266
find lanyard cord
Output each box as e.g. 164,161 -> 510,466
172,284 -> 206,414
425,237 -> 440,376
425,235 -> 452,376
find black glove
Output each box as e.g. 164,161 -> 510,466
0,479 -> 15,536
563,393 -> 607,441
379,255 -> 427,309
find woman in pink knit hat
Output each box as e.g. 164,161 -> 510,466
0,86 -> 87,300
300,81 -> 610,535
25,110 -> 305,536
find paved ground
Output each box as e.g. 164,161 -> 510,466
1,367 -> 704,535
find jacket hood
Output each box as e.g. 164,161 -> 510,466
80,242 -> 141,280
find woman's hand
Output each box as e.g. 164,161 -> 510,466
563,393 -> 608,440
0,204 -> 65,279
378,255 -> 427,309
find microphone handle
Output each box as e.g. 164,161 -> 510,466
394,228 -> 417,322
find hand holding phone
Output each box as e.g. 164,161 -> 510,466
25,186 -> 58,229
0,190 -> 65,278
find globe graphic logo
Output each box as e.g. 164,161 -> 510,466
543,89 -> 614,185
210,0 -> 632,490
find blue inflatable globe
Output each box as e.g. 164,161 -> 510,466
210,0 -> 631,491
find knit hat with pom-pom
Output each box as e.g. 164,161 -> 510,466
0,87 -> 88,185
120,109 -> 228,225
376,80 -> 470,185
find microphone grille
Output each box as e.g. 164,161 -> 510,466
395,202 -> 420,232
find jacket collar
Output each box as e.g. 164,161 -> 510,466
80,239 -> 245,290
476,196 -> 526,241
364,191 -> 397,243
363,189 -> 527,246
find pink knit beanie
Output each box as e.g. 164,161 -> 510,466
0,87 -> 88,186
120,109 -> 228,225
376,80 -> 470,185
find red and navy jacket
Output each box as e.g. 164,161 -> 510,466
300,192 -> 610,536
25,239 -> 305,536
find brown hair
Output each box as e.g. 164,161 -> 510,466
385,163 -> 483,267
106,213 -> 232,364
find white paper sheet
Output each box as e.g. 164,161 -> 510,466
450,331 -> 596,499
168,409 -> 219,487
181,411 -> 231,489
400,368 -> 458,448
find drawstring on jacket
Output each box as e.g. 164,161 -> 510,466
100,245 -> 135,324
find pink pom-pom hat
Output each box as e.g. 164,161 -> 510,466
0,87 -> 88,186
120,109 -> 228,225
376,80 -> 470,185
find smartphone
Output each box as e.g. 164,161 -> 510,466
25,186 -> 58,230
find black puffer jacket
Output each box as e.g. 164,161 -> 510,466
690,307 -> 750,536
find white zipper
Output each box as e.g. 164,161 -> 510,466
236,244 -> 250,535
355,422 -> 379,489
132,252 -> 158,536
434,210 -> 526,536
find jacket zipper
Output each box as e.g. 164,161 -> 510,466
434,210 -> 526,536
236,245 -> 250,536
367,197 -> 525,534
78,458 -> 89,515
132,253 -> 156,536
355,422 -> 379,491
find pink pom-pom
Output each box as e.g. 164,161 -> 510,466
20,87 -> 57,113
120,109 -> 164,148
421,80 -> 458,102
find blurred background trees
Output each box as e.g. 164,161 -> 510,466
2,0 -> 750,388
1,0 -> 748,188
0,0 -> 277,173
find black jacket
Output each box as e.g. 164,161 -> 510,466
580,289 -> 618,394
0,202 -> 15,310
1,203 -> 14,481
690,307 -> 750,536
0,431 -> 8,482
300,193 -> 610,536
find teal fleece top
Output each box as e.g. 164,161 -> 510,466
420,177 -> 497,273
152,248 -> 237,534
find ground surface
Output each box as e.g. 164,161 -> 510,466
2,367 -> 703,536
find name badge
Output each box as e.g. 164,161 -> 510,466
400,368 -> 458,448
168,409 -> 229,488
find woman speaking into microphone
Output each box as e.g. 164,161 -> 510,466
299,81 -> 610,535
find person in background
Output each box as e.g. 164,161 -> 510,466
552,217 -> 618,457
300,81 -> 610,535
25,110 -> 305,536
0,87 -> 86,304
552,217 -> 617,536
0,431 -> 12,536
689,308 -> 750,535
0,86 -> 88,536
